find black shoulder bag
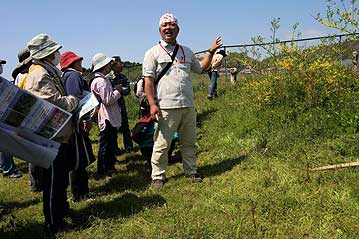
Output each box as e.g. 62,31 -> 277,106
131,44 -> 180,144
139,43 -> 179,117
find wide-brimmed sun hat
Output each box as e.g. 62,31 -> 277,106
12,48 -> 32,79
60,51 -> 83,71
92,53 -> 112,72
27,34 -> 62,60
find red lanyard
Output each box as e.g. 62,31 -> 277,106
159,42 -> 186,64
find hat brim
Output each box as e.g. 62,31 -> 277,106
31,44 -> 62,60
61,56 -> 83,71
93,57 -> 113,72
12,58 -> 32,80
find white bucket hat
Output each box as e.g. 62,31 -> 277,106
92,53 -> 112,72
27,34 -> 62,60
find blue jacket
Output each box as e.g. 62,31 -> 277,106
62,69 -> 89,100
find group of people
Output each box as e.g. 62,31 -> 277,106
0,36 -> 134,232
0,12 -> 223,233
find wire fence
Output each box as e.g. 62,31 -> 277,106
122,33 -> 359,82
194,32 -> 359,80
123,63 -> 142,82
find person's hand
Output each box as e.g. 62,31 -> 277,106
150,104 -> 161,121
114,85 -> 123,92
209,36 -> 223,53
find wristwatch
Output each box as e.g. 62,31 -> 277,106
207,49 -> 215,55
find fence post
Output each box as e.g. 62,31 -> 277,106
339,35 -> 343,64
224,46 -> 228,80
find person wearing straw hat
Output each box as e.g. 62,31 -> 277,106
60,51 -> 95,202
143,13 -> 222,189
25,33 -> 79,233
90,53 -> 122,179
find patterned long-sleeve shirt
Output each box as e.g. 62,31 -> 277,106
91,72 -> 122,131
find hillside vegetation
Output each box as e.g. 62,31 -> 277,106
1,42 -> 359,237
3,1 -> 359,236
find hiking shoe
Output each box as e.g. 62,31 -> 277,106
151,179 -> 164,190
72,196 -> 80,203
187,173 -> 203,183
207,95 -> 213,100
46,222 -> 74,234
76,192 -> 96,202
84,193 -> 96,201
115,148 -> 121,155
6,173 -> 22,179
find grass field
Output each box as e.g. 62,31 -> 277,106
1,73 -> 359,239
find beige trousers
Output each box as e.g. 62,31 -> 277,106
151,107 -> 197,180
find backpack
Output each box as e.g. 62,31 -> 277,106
133,76 -> 151,117
18,65 -> 44,89
133,76 -> 145,97
131,115 -> 154,144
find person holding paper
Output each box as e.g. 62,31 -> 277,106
25,34 -> 79,233
61,51 -> 95,202
0,59 -> 22,179
91,53 -> 122,179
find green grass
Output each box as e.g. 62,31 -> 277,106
1,74 -> 359,238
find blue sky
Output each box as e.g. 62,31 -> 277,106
1,0 -> 338,79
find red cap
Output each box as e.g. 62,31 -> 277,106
60,51 -> 83,70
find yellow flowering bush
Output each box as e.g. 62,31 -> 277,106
236,33 -> 359,132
